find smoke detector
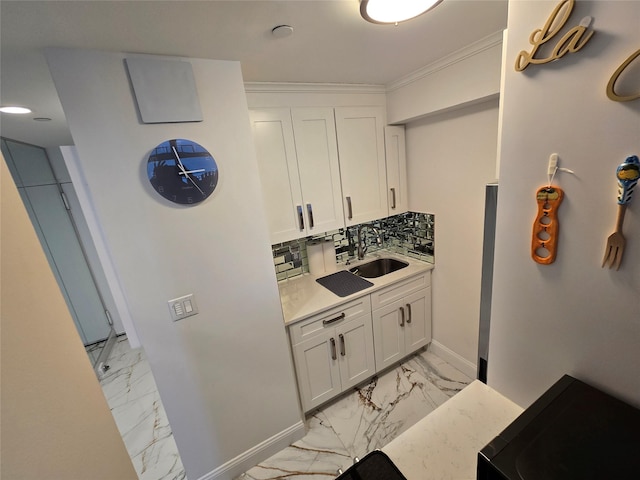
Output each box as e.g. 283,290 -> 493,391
271,25 -> 294,38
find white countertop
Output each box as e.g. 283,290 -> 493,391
382,380 -> 524,480
278,250 -> 434,325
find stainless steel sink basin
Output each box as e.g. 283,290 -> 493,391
349,258 -> 409,278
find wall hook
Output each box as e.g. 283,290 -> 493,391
547,153 -> 575,187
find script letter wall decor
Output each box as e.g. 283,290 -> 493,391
607,48 -> 640,102
515,0 -> 594,72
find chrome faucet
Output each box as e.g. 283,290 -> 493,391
356,224 -> 382,260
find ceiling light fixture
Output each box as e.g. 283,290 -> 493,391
360,0 -> 443,24
0,105 -> 32,114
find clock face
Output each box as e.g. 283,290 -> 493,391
147,139 -> 218,205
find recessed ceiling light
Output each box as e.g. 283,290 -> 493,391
0,106 -> 32,114
33,117 -> 52,122
360,0 -> 443,24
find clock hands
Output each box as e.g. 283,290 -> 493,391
178,168 -> 205,175
172,146 -> 205,196
171,146 -> 190,174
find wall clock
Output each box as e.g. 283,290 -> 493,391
147,139 -> 218,205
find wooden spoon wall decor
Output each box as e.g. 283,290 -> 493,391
532,186 -> 564,265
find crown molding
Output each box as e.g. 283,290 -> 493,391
386,30 -> 504,92
244,31 -> 503,96
244,82 -> 386,94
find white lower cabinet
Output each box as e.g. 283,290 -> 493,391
371,272 -> 432,372
288,271 -> 432,411
289,296 -> 375,411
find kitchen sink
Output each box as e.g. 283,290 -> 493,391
349,258 -> 409,278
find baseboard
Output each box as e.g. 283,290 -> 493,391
428,340 -> 477,380
196,420 -> 306,480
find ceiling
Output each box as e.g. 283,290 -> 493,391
0,0 -> 508,147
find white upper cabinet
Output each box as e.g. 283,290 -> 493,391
250,108 -> 303,244
334,106 -> 388,226
291,108 -> 345,236
250,107 -> 345,244
251,104 -> 405,243
384,125 -> 408,215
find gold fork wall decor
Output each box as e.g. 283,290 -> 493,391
602,155 -> 639,270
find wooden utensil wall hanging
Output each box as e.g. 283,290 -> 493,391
601,155 -> 639,270
531,154 -> 574,265
532,186 -> 564,264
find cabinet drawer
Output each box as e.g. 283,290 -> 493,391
289,295 -> 372,345
370,272 -> 431,310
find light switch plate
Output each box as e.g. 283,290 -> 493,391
168,294 -> 198,321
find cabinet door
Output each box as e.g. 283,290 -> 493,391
293,330 -> 342,411
372,299 -> 406,372
250,108 -> 305,244
384,125 -> 408,215
24,185 -> 112,344
291,108 -> 345,235
403,287 -> 432,354
2,138 -> 56,187
336,314 -> 375,390
335,106 -> 388,226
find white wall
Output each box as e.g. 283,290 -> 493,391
489,1 -> 640,408
45,49 -> 303,480
386,32 -> 502,124
385,33 -> 503,376
406,100 -> 500,372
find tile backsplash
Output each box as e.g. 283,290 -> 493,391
272,212 -> 435,281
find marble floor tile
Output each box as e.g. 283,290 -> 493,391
240,413 -> 352,480
240,347 -> 472,479
100,336 -> 185,480
316,350 -> 469,461
101,337 -> 470,480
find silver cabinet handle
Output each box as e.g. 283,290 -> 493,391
307,203 -> 314,229
339,334 -> 345,356
346,196 -> 353,220
330,337 -> 337,360
390,188 -> 396,209
399,306 -> 405,327
297,205 -> 304,231
323,313 -> 345,326
406,303 -> 412,324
